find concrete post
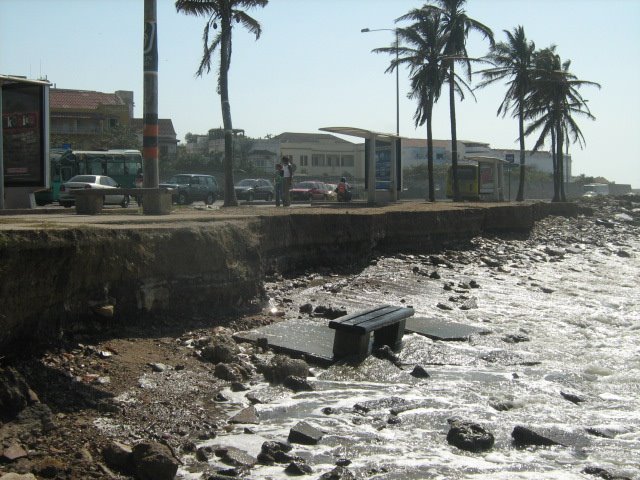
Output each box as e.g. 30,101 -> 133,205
0,85 -> 4,210
390,138 -> 397,201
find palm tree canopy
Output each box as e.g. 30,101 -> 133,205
477,25 -> 535,118
421,0 -> 494,78
175,0 -> 267,77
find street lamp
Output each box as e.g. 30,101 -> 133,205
361,27 -> 400,136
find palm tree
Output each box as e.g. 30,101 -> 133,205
421,0 -> 493,201
477,26 -> 535,201
374,9 -> 448,201
524,46 -> 600,202
175,0 -> 268,207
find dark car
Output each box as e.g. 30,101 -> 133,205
234,178 -> 275,201
159,174 -> 218,205
290,181 -> 333,201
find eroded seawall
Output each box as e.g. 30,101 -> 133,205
0,202 -> 583,351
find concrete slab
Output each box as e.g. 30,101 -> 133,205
406,317 -> 491,341
234,318 -> 336,364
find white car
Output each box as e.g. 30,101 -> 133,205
59,175 -> 130,208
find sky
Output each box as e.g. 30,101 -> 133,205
2,0 -> 639,187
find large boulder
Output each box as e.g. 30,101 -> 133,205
288,421 -> 323,445
201,335 -> 240,364
446,420 -> 495,452
0,368 -> 35,421
262,355 -> 309,384
132,441 -> 179,480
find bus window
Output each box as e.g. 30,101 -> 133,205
107,156 -> 125,176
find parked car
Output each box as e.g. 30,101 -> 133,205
58,175 -> 130,208
290,181 -> 334,201
234,178 -> 275,201
159,174 -> 218,205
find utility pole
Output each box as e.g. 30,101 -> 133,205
143,0 -> 159,189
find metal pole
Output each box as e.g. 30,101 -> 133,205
0,85 -> 4,209
143,0 -> 159,189
395,29 -> 399,136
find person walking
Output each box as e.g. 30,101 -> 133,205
282,156 -> 293,207
274,163 -> 284,207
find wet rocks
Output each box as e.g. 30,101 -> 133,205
283,375 -> 314,392
215,446 -> 256,468
228,406 -> 259,425
313,305 -> 348,319
410,365 -> 430,378
201,335 -> 240,364
319,466 -> 356,479
582,465 -> 632,480
131,441 -> 179,480
285,460 -> 313,475
511,426 -> 591,447
561,391 -> 586,404
103,441 -> 134,474
503,333 -> 530,343
446,419 -> 495,452
288,421 -> 323,445
261,354 -> 309,384
372,345 -> 401,366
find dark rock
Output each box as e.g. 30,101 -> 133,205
213,392 -> 229,402
230,382 -> 249,392
262,355 -> 309,384
201,337 -> 240,364
459,297 -> 478,310
288,421 -> 323,445
314,306 -> 348,319
503,334 -> 530,344
0,367 -> 33,421
103,441 -> 134,474
336,458 -> 352,467
299,303 -> 313,314
214,363 -> 242,382
436,302 -> 453,311
446,420 -> 495,452
216,446 -> 256,468
261,440 -> 293,458
595,218 -> 615,228
196,446 -> 212,462
228,406 -> 259,424
480,256 -> 502,267
616,249 -> 631,258
387,415 -> 401,425
322,407 -> 335,415
429,271 -> 441,279
540,286 -> 555,294
372,345 -> 401,365
273,450 -> 295,463
410,365 -> 430,379
319,466 -> 356,479
257,451 -> 275,465
33,457 -> 66,478
469,280 -> 480,288
283,375 -> 314,392
585,427 -> 618,439
582,465 -> 632,480
491,400 -> 516,411
544,246 -> 565,257
511,426 -> 562,447
132,441 -> 179,480
354,396 -> 409,413
285,461 -> 313,475
561,391 -> 585,404
430,255 -> 453,268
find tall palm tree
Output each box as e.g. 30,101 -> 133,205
524,46 -> 600,202
422,0 -> 493,201
175,0 -> 268,207
477,26 -> 535,201
374,8 -> 448,201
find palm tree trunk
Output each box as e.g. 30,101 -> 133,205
426,97 -> 435,202
551,122 -> 559,202
448,65 -> 460,201
220,16 -> 238,207
557,125 -> 566,202
516,101 -> 526,201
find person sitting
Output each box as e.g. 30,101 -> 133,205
335,177 -> 352,202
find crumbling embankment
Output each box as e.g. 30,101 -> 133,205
0,202 -> 585,352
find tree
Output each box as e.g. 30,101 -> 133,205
421,0 -> 493,201
477,26 -> 535,201
524,46 -> 600,202
374,8 -> 448,202
175,0 -> 268,207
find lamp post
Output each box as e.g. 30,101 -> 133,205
361,27 -> 399,136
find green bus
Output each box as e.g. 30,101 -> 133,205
35,149 -> 142,205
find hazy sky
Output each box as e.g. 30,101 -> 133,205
2,0 -> 639,187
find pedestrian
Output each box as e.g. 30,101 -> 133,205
282,156 -> 293,206
274,163 -> 284,207
336,176 -> 352,202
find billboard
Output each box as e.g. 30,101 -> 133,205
2,82 -> 48,187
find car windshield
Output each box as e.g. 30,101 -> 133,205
237,179 -> 257,187
166,175 -> 191,185
68,175 -> 97,183
294,182 -> 316,189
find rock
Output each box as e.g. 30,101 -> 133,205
561,391 -> 585,404
230,382 -> 249,392
314,306 -> 348,319
288,421 -> 323,445
616,249 -> 632,258
480,256 -> 502,267
430,255 -> 453,268
257,451 -> 275,465
0,474 -> 38,480
195,446 -> 212,462
503,334 -> 530,343
436,302 -> 453,311
0,367 -> 33,421
228,406 -> 259,424
410,365 -> 430,379
132,441 -> 179,480
512,426 -> 570,447
429,271 -> 441,279
387,415 -> 401,425
262,355 -> 309,384
372,345 -> 401,365
544,246 -> 565,257
446,420 -> 495,452
215,446 -> 256,468
213,392 -> 229,402
319,466 -> 356,479
202,341 -> 239,364
540,286 -> 555,294
261,440 -> 293,463
285,460 -> 313,475
459,297 -> 478,310
469,280 -> 480,288
491,400 -> 516,411
585,427 -> 618,439
1,443 -> 28,461
582,465 -> 632,480
33,457 -> 66,478
283,375 -> 314,392
299,303 -> 313,314
354,397 -> 409,413
336,458 -> 352,467
149,362 -> 168,372
103,441 -> 134,473
213,363 -> 242,382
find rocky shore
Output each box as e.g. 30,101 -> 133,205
1,196 -> 638,479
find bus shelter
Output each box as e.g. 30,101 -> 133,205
464,155 -> 507,201
0,75 -> 51,209
320,127 -> 402,204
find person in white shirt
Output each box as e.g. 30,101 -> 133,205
282,156 -> 293,206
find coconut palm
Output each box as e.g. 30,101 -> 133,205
421,0 -> 493,201
175,0 -> 268,207
476,26 -> 535,201
524,47 -> 600,201
374,9 -> 448,201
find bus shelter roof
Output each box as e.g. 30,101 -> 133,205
0,75 -> 51,87
319,127 -> 401,141
464,155 -> 509,164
